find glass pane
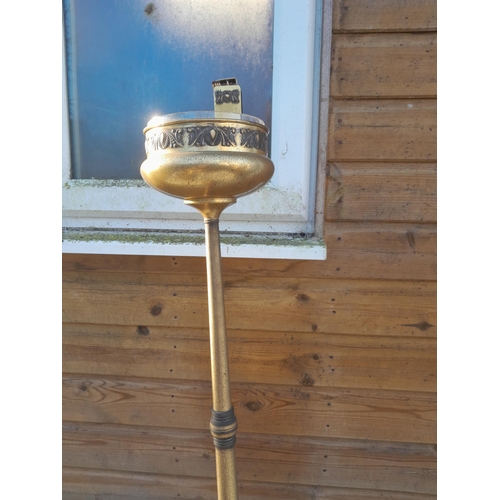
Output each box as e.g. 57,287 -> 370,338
64,0 -> 274,180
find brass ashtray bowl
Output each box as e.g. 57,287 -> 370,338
140,111 -> 274,217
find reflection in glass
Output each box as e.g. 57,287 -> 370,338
64,0 -> 274,179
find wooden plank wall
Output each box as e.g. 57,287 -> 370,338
62,1 -> 437,498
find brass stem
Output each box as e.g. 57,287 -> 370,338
215,448 -> 238,500
204,218 -> 239,500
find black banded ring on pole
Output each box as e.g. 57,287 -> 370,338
140,79 -> 274,500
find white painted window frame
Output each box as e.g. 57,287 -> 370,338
62,0 -> 332,259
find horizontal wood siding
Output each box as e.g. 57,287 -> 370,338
325,163 -> 437,222
63,375 -> 436,443
329,100 -> 436,161
63,324 -> 436,391
331,34 -> 436,97
333,0 -> 437,32
63,274 -> 436,337
63,466 -> 437,500
62,1 -> 437,498
63,423 -> 436,493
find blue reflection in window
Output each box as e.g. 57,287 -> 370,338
64,0 -> 274,179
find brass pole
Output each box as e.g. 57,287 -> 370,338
204,217 -> 239,500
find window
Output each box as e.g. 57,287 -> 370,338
62,0 -> 330,259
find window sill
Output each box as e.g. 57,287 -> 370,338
62,229 -> 327,260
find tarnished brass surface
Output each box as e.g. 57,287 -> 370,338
205,219 -> 233,411
140,108 -> 274,500
140,112 -> 273,219
215,448 -> 239,500
205,218 -> 239,500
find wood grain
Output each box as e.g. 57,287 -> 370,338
63,325 -> 436,392
62,423 -> 436,493
325,163 -> 436,222
328,99 -> 437,161
333,0 -> 437,32
63,375 -> 436,443
63,273 -> 436,337
324,223 -> 436,279
331,33 -> 436,97
62,221 -> 437,281
63,466 -> 437,500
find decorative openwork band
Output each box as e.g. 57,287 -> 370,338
145,124 -> 268,154
210,407 -> 238,450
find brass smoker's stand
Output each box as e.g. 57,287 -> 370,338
140,80 -> 274,500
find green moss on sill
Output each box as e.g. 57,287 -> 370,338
62,229 -> 323,248
63,230 -> 204,245
63,179 -> 146,189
